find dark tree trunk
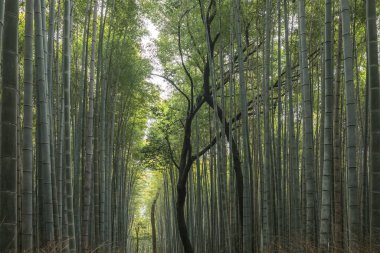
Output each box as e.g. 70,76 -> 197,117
176,118 -> 194,253
151,193 -> 158,253
0,0 -> 19,250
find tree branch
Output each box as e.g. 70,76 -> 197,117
165,136 -> 180,170
178,8 -> 195,111
186,15 -> 205,66
191,137 -> 217,162
151,73 -> 191,109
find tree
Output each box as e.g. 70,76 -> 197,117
319,0 -> 333,250
63,0 -> 76,251
333,16 -> 344,251
151,192 -> 159,253
366,0 -> 380,250
284,0 -> 300,240
232,0 -> 253,250
22,0 -> 34,251
263,0 -> 273,248
0,0 -> 378,252
35,0 -> 55,246
340,0 -> 359,250
298,0 -> 316,244
81,0 -> 97,251
0,0 -> 19,250
0,0 -> 4,76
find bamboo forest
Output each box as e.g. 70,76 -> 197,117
1,0 -> 380,252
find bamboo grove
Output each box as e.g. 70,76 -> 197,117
142,0 -> 380,252
0,0 -> 156,252
0,0 -> 380,253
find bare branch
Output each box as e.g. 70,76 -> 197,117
178,8 -> 196,110
186,15 -> 205,66
191,137 -> 217,162
165,136 -> 180,170
206,0 -> 216,24
151,73 -> 191,109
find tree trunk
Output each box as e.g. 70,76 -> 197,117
366,0 -> 380,250
35,0 -> 55,246
151,192 -> 159,253
176,117 -> 194,253
0,0 -> 18,251
81,0 -> 97,251
63,0 -> 76,251
298,0 -> 316,244
319,0 -> 333,250
22,0 -> 34,251
0,0 -> 4,72
233,0 -> 252,251
284,0 -> 300,240
263,0 -> 273,248
340,0 -> 359,250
